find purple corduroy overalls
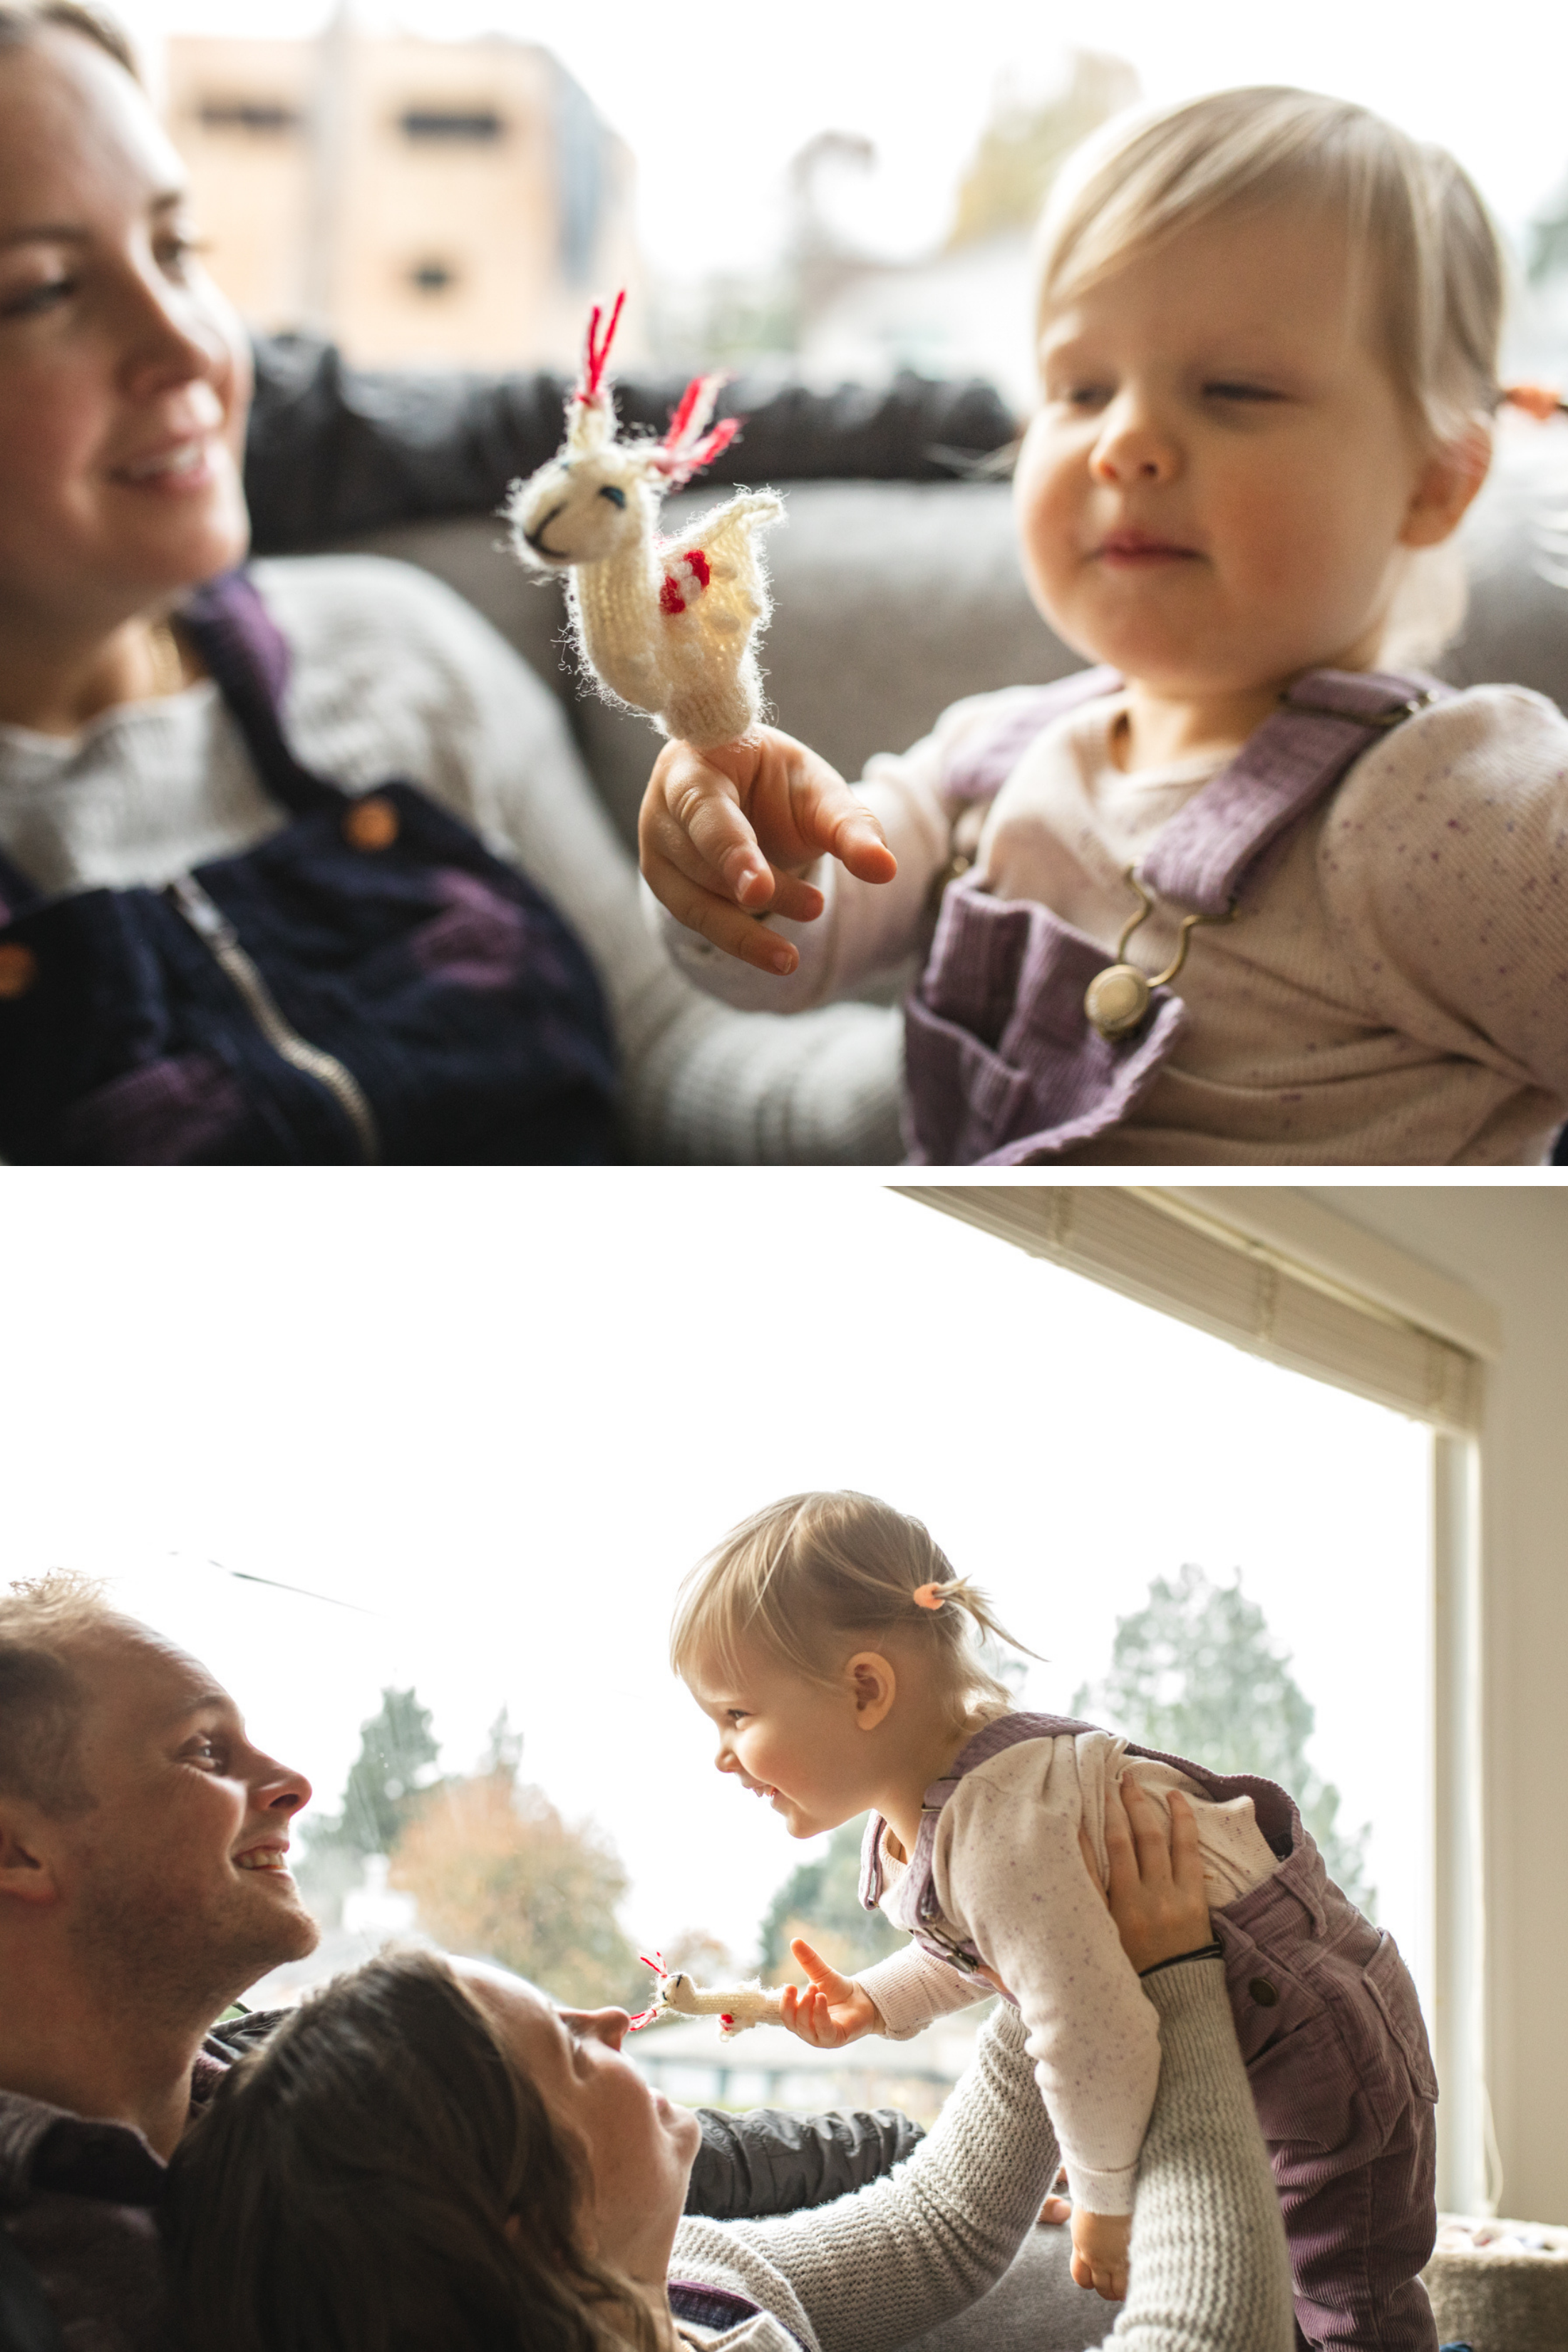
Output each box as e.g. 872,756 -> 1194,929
902,666 -> 1448,1165
859,1711 -> 1438,2352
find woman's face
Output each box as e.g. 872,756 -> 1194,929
0,28 -> 250,640
461,1966 -> 702,2285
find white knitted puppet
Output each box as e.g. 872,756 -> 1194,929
629,1951 -> 788,2043
505,293 -> 783,751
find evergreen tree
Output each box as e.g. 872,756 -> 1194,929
758,1817 -> 907,1978
296,1687 -> 443,1922
1072,1563 -> 1375,1914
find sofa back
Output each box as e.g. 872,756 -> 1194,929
340,433 -> 1568,852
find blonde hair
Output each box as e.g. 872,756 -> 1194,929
0,1569 -> 122,1815
670,1491 -> 1031,1729
1034,86 -> 1506,663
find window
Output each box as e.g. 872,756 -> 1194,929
195,98 -> 302,135
407,259 -> 460,296
398,107 -> 506,143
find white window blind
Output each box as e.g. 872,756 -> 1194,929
898,1185 -> 1482,1435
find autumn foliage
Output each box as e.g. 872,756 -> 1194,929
391,1768 -> 640,2011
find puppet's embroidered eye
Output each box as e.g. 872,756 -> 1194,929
598,485 -> 627,509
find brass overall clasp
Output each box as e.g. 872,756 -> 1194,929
1084,870 -> 1237,1042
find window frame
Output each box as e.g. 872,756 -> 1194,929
899,1180 -> 1493,2214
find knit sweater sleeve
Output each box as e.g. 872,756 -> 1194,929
668,1961 -> 1293,2352
671,1999 -> 1054,2352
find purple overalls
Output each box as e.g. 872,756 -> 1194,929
902,666 -> 1448,1165
860,1711 -> 1438,2352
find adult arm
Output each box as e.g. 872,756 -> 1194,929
684,2108 -> 924,2222
242,335 -> 1017,552
934,1743 -> 1163,2217
671,1961 -> 1292,2352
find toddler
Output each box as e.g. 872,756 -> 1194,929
672,1490 -> 1438,2351
639,87 -> 1568,1165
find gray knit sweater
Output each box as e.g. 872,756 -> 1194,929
669,1957 -> 1294,2352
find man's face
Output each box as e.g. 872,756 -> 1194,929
52,1624 -> 317,2015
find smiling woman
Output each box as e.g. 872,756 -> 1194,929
0,4 -> 250,727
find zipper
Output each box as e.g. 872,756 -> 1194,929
167,874 -> 381,1162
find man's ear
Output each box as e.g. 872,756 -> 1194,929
0,1802 -> 64,1909
846,1653 -> 897,1733
1400,421 -> 1492,549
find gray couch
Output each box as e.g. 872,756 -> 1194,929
339,432 -> 1568,861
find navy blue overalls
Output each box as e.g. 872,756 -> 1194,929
0,572 -> 620,1164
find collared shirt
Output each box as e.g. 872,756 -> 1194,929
0,2030 -> 265,2351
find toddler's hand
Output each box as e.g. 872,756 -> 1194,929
1071,2208 -> 1131,2302
639,726 -> 897,977
778,1937 -> 882,2048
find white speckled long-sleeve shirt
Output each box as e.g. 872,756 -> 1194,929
852,1731 -> 1281,2218
659,680 -> 1568,1164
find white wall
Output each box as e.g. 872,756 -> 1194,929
1299,1186 -> 1568,2224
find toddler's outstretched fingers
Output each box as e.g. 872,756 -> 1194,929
825,806 -> 898,886
651,741 -> 772,907
790,1936 -> 855,2002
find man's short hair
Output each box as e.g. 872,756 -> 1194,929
0,1572 -> 118,1815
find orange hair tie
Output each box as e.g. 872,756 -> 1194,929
1502,383 -> 1567,422
912,1582 -> 948,1610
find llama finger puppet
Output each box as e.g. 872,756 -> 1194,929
506,293 -> 784,751
628,1951 -> 788,2042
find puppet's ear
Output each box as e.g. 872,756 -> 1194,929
647,371 -> 741,487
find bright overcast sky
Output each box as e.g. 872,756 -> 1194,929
1,1172 -> 1433,2008
122,0 -> 1568,283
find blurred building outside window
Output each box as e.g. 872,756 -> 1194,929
163,13 -> 644,368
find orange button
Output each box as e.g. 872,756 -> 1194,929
0,942 -> 37,1000
344,796 -> 398,851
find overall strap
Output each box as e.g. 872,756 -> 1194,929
859,1709 -> 1301,1928
0,572 -> 329,917
178,571 -> 346,817
1143,669 -> 1448,915
944,668 -> 1123,803
858,1711 -> 1096,1912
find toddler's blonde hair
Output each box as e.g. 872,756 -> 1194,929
1034,86 -> 1507,664
669,1490 -> 1029,1729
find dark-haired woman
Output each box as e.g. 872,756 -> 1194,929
165,1785 -> 1294,2352
0,1 -> 900,1162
